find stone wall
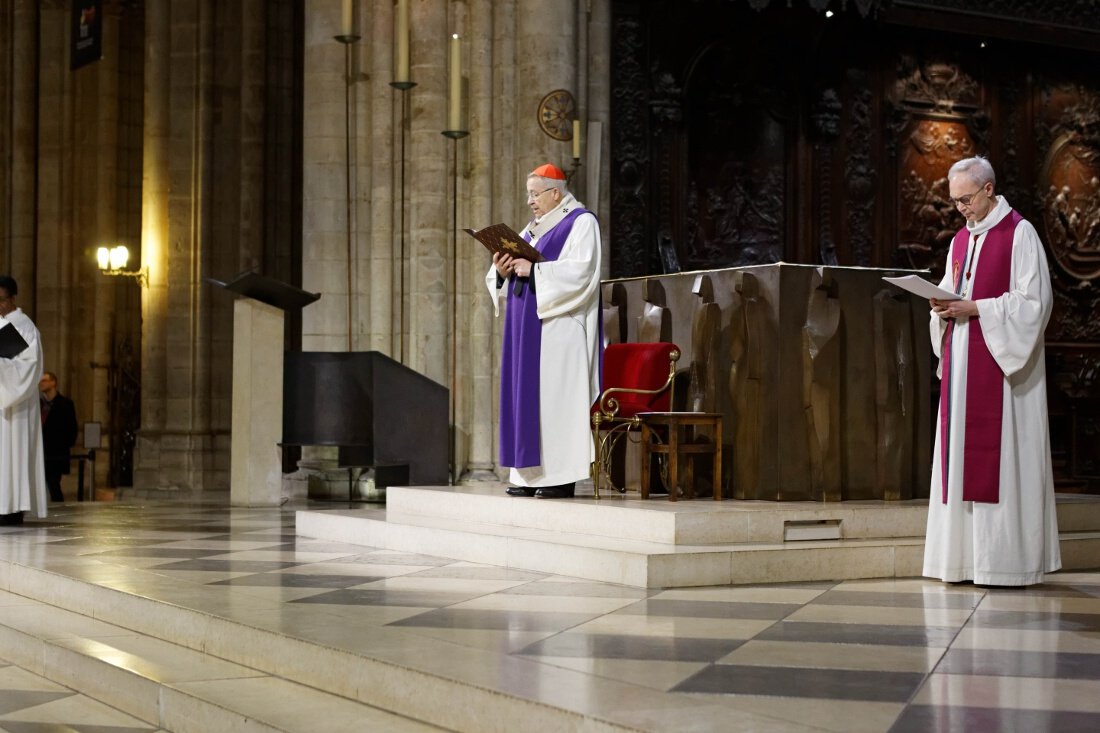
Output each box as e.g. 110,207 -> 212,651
302,0 -> 612,480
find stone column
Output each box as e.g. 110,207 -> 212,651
3,1 -> 39,302
34,0 -> 72,368
137,0 -> 170,485
57,1 -> 124,490
366,0 -> 394,355
516,0 -> 578,168
295,0 -> 369,487
134,0 -> 228,492
589,0 -> 612,233
464,0 -> 505,478
302,2 -> 352,352
405,0 -> 449,383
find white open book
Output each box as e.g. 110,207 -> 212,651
882,275 -> 960,301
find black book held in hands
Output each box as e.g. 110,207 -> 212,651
0,322 -> 30,359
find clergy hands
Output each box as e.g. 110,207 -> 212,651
931,298 -> 979,320
492,252 -> 532,278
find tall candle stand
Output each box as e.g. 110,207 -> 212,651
441,128 -> 469,485
334,29 -> 361,351
566,156 -> 582,194
390,79 -> 416,363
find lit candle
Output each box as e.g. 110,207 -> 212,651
573,120 -> 581,160
341,0 -> 353,37
448,33 -> 461,131
395,0 -> 409,83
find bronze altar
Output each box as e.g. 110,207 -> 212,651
602,264 -> 932,502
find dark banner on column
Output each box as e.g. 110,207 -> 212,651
70,0 -> 103,70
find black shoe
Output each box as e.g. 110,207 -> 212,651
506,486 -> 536,497
0,512 -> 24,526
534,483 -> 576,499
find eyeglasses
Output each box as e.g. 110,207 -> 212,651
526,187 -> 555,202
950,187 -> 986,207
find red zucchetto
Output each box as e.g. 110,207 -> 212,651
530,163 -> 566,180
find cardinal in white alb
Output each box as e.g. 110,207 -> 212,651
485,163 -> 602,499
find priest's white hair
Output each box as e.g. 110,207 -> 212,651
948,155 -> 996,188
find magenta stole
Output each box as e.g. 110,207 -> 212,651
939,210 -> 1021,503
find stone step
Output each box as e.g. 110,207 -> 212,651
298,506 -> 932,587
387,484 -> 931,544
386,485 -> 1100,546
0,558 -> 699,733
297,488 -> 1100,589
0,587 -> 445,733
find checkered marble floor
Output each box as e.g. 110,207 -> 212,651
0,656 -> 167,733
1,499 -> 1099,732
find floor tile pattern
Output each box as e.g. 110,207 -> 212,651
0,657 -> 157,732
0,500 -> 1099,732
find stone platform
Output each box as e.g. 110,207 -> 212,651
296,484 -> 1100,588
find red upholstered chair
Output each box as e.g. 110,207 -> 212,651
590,342 -> 679,499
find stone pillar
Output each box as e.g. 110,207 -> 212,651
34,0 -> 71,364
406,0 -> 449,383
516,0 -> 578,168
138,0 -> 170,467
134,0 -> 228,492
589,0 -> 612,255
464,0 -> 503,477
302,2 -> 352,352
44,1 -> 124,490
3,1 -> 39,301
368,0 -> 395,355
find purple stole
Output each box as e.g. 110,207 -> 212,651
498,207 -> 587,468
939,210 -> 1021,504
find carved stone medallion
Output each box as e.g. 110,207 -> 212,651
537,89 -> 576,142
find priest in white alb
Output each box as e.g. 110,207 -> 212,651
485,163 -> 602,499
924,156 -> 1061,586
0,275 -> 48,525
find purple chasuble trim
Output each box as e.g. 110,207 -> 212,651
939,210 -> 1020,504
498,207 -> 588,468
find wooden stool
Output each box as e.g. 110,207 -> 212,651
637,412 -> 723,501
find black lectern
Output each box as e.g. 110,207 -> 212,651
208,270 -> 321,311
282,351 -> 449,487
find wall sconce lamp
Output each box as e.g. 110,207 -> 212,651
96,245 -> 148,287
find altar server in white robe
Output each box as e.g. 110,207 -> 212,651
924,156 -> 1060,586
0,275 -> 48,524
486,163 -> 602,499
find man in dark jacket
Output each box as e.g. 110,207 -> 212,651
39,371 -> 78,502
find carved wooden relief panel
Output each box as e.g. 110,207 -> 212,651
609,0 -> 1100,492
888,53 -> 986,278
682,43 -> 787,270
895,120 -> 976,275
601,265 -> 931,501
1039,85 -> 1100,290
